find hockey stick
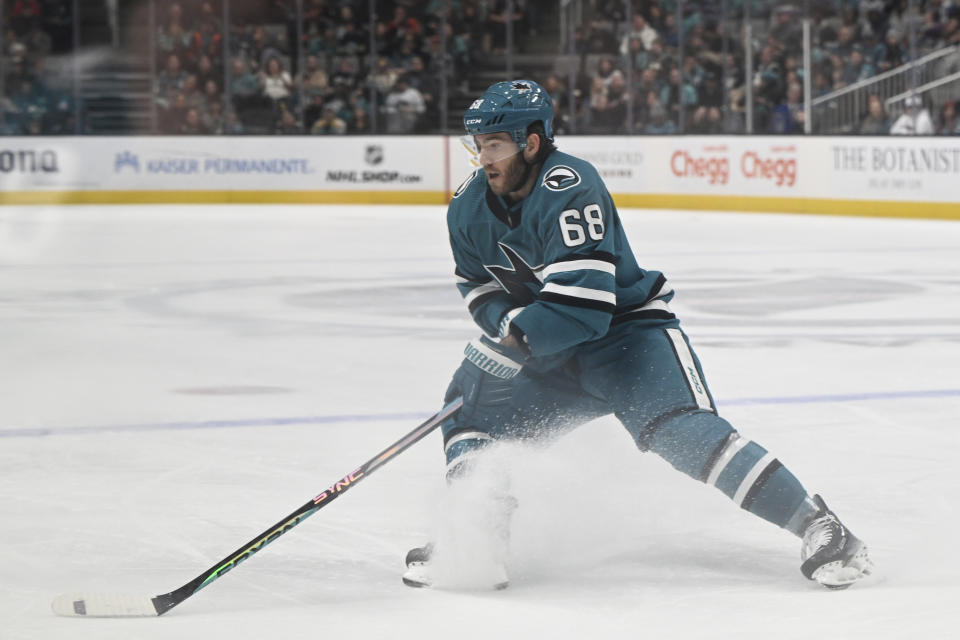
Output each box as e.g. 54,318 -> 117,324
51,398 -> 462,618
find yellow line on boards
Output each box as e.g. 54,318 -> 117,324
0,190 -> 449,206
1,190 -> 957,220
613,194 -> 960,220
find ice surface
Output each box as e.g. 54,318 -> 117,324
1,204 -> 959,639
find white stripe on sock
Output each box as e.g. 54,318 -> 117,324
733,452 -> 777,507
706,434 -> 748,487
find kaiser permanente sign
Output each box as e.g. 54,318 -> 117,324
1,136 -> 957,219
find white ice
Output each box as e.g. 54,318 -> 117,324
1,204 -> 958,639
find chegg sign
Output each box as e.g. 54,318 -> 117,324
741,147 -> 797,187
669,144 -> 797,188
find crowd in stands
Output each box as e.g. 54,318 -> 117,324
149,0 -> 476,135
571,0 -> 960,134
1,0 -> 76,134
3,0 -> 960,135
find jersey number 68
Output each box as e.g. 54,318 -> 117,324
559,204 -> 605,247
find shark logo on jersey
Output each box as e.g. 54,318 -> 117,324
542,165 -> 581,191
484,243 -> 542,305
452,170 -> 479,198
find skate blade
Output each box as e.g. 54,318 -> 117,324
812,544 -> 874,589
402,576 -> 509,590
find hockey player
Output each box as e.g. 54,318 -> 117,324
403,80 -> 873,591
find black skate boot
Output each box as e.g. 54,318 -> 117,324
402,542 -> 509,590
800,495 -> 874,589
402,543 -> 435,589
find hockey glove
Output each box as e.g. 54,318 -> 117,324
445,335 -> 527,430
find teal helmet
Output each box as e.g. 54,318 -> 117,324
463,80 -> 554,149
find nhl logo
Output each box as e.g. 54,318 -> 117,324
542,165 -> 581,191
365,145 -> 384,165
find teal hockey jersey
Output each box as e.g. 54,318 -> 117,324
447,149 -> 676,365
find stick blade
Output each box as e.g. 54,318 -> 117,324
52,592 -> 159,618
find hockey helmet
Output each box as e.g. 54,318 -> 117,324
463,80 -> 555,150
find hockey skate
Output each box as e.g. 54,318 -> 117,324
800,495 -> 873,589
402,543 -> 509,590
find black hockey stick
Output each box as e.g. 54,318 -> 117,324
51,398 -> 462,618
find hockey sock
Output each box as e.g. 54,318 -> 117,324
643,410 -> 811,532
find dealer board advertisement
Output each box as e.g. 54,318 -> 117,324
0,136 -> 447,197
2,135 -> 958,217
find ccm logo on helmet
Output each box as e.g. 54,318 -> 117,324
465,118 -> 483,125
542,165 -> 581,191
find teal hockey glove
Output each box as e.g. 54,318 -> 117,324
444,336 -> 526,429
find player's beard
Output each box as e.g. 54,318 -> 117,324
487,152 -> 534,198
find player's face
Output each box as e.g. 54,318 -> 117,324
475,132 -> 524,196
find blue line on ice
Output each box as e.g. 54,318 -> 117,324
3,389 -> 958,439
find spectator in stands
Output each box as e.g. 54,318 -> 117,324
349,106 -> 370,134
588,70 -> 627,133
202,97 -> 225,134
919,8 -> 945,49
660,66 -> 697,127
689,105 -> 724,134
194,54 -> 218,91
304,0 -> 336,34
229,57 -> 262,124
811,69 -> 832,98
298,54 -> 329,98
543,74 -> 570,121
769,5 -> 803,54
890,94 -> 935,134
936,99 -> 959,134
383,74 -> 425,133
859,94 -> 891,134
698,72 -> 723,111
276,108 -> 300,134
330,57 -> 359,94
202,79 -> 220,109
384,5 -> 421,56
157,3 -> 191,62
195,2 -> 221,34
240,25 -> 282,72
403,55 -> 436,130
644,98 -> 676,134
877,30 -> 907,73
595,57 -> 619,86
222,108 -> 245,134
335,5 -> 366,56
488,0 -> 529,53
770,81 -> 805,134
303,92 -> 327,131
189,5 -> 222,70
156,53 -> 188,108
179,73 -> 204,114
261,57 -> 293,108
181,107 -> 205,134
161,91 -> 189,134
619,13 -> 659,56
842,46 -> 877,84
311,105 -> 347,134
369,56 -> 398,96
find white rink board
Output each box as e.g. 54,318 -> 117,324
557,135 -> 960,203
1,135 -> 958,215
0,136 -> 447,192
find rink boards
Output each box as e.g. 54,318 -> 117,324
0,135 -> 957,219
